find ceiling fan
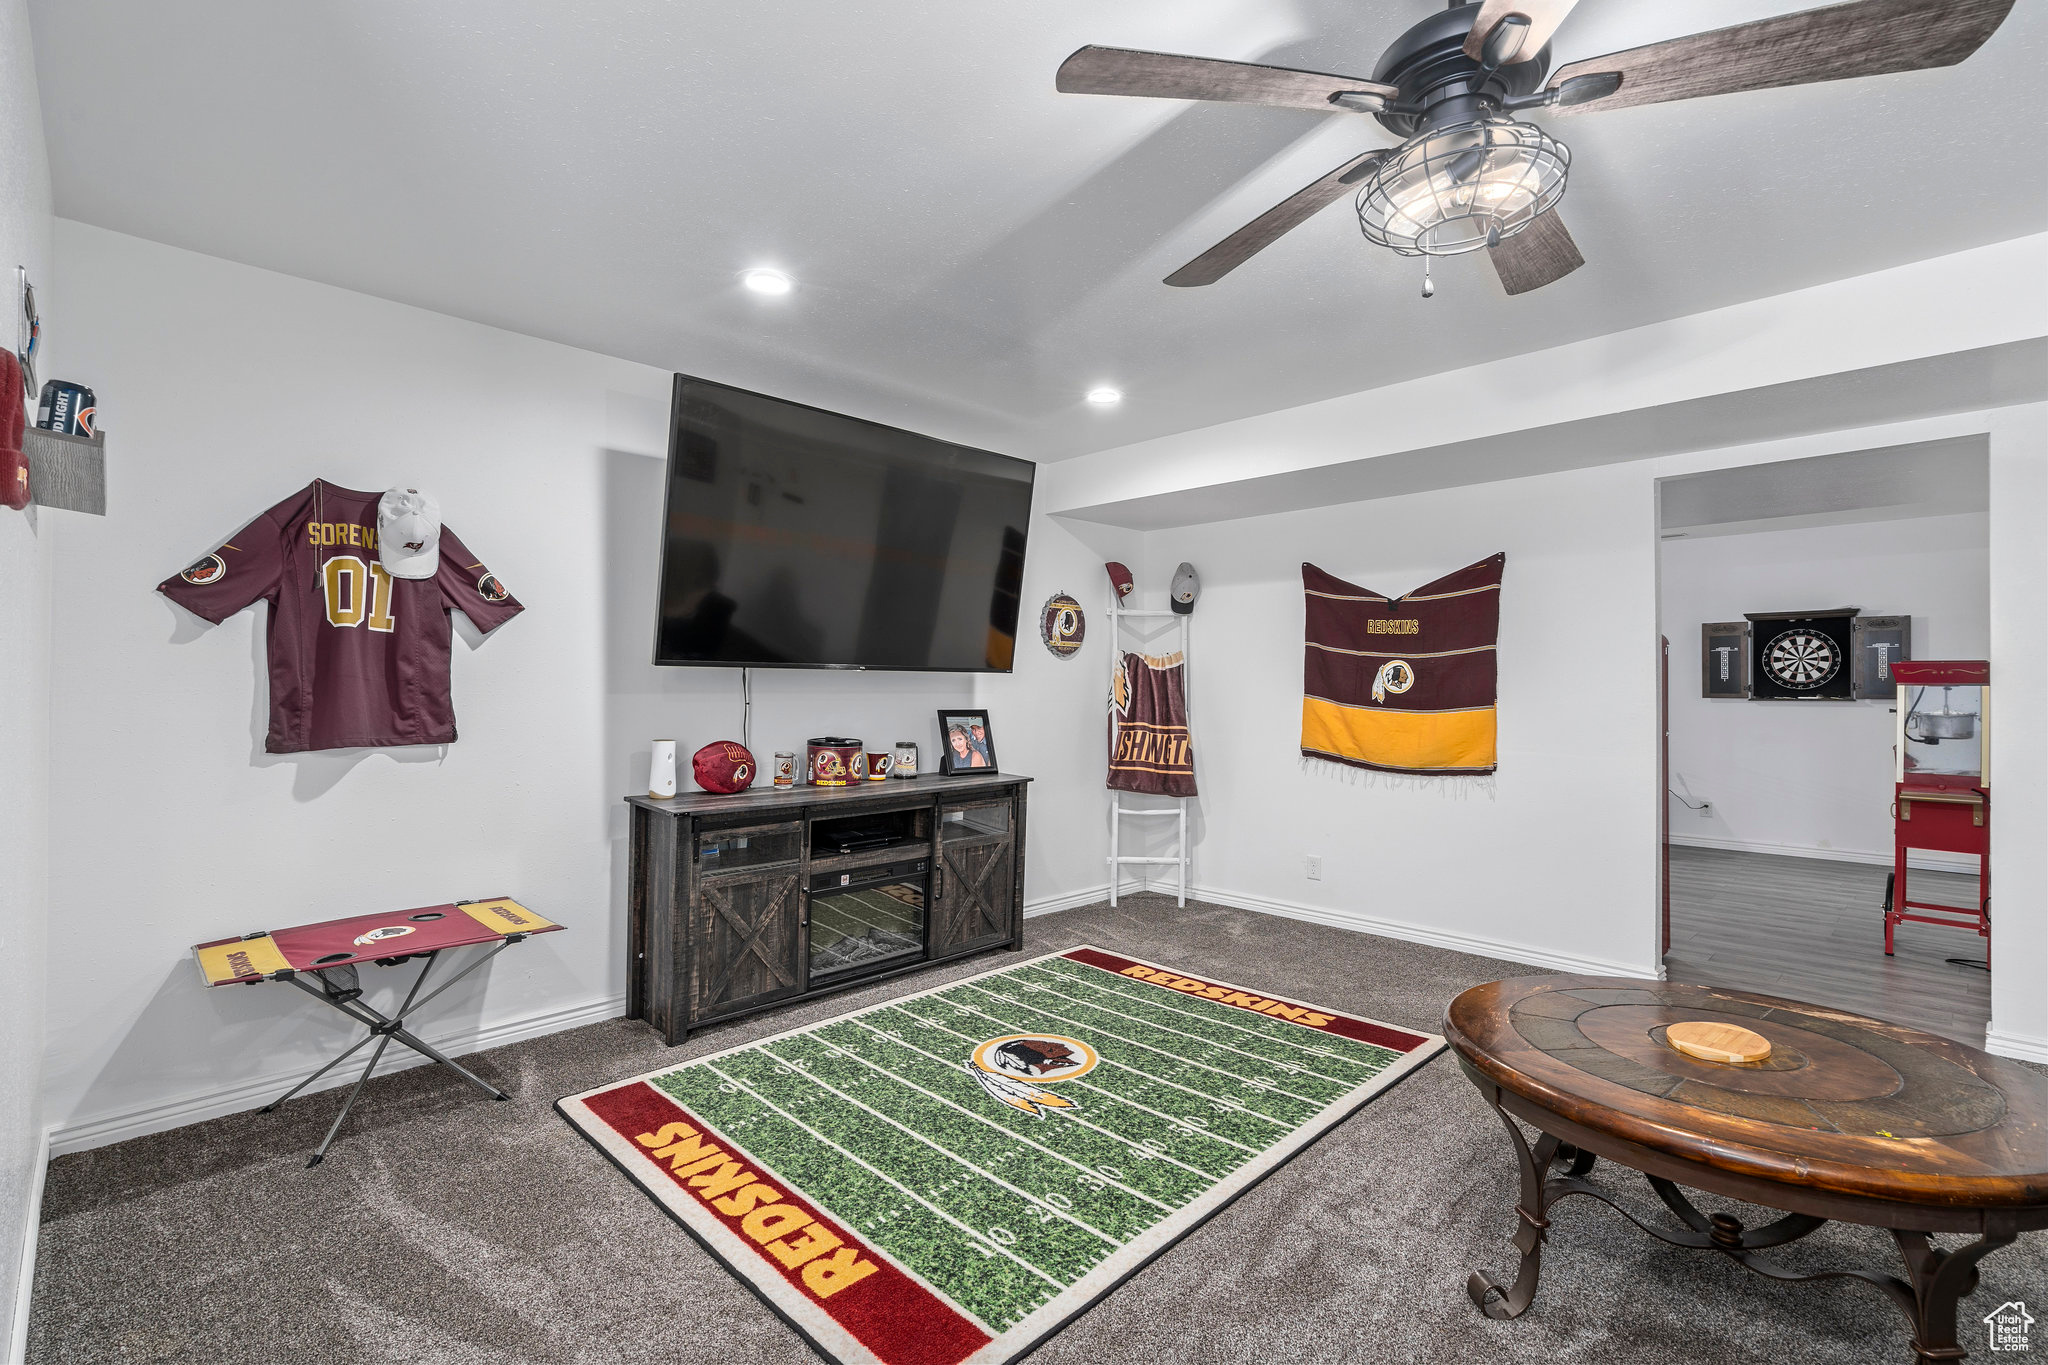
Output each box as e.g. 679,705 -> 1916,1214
1056,0 -> 2017,296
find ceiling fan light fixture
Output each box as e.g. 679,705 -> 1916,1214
1356,117 -> 1569,258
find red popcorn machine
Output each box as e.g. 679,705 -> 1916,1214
1884,660 -> 1989,960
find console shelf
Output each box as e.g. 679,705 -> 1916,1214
624,772 -> 1029,1043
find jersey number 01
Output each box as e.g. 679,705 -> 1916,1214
322,554 -> 398,633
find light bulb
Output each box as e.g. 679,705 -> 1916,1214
741,268 -> 794,296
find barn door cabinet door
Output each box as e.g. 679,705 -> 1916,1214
933,800 -> 1017,957
689,821 -> 805,1024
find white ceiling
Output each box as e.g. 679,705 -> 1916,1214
1658,436 -> 1989,540
28,0 -> 2048,462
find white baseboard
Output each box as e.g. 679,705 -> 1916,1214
1668,833 -> 1976,873
7,1126 -> 49,1365
1161,881 -> 1657,979
1985,1029 -> 2048,1065
1024,883 -> 1112,918
48,993 -> 628,1159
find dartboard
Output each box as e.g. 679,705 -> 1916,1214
1762,628 -> 1841,690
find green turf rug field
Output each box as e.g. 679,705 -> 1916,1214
558,945 -> 1443,1365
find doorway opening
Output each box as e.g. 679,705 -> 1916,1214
1655,437 -> 1990,1044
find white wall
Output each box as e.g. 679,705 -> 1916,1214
41,222 -> 1117,1154
1660,512 -> 1989,866
1985,405 -> 2048,1062
1128,461 -> 1664,978
1080,403 -> 2045,1059
0,0 -> 53,1349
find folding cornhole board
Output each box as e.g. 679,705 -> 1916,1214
194,898 -> 562,1165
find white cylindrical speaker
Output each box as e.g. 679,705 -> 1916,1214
649,740 -> 678,798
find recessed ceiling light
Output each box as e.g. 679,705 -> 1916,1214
741,268 -> 794,296
1085,386 -> 1123,406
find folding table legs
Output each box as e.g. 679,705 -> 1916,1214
261,943 -> 515,1166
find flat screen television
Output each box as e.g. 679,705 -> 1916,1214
653,375 -> 1035,670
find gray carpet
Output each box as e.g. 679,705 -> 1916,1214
28,896 -> 2046,1364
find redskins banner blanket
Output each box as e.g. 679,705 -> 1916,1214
1301,554 -> 1505,776
558,946 -> 1441,1365
1107,650 -> 1197,796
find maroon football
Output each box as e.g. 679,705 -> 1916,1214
692,741 -> 756,794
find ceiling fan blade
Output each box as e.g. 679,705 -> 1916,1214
1486,211 -> 1584,295
1545,0 -> 2017,114
1165,151 -> 1389,287
1462,0 -> 1583,65
1057,46 -> 1399,115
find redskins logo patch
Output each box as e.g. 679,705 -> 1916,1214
1370,659 -> 1415,705
351,925 -> 417,948
181,554 -> 227,586
966,1033 -> 1099,1118
476,572 -> 509,603
1039,592 -> 1085,659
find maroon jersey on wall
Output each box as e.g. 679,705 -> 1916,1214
158,480 -> 524,753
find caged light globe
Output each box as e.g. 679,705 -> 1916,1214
1356,117 -> 1569,258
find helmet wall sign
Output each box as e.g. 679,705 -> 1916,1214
1040,592 -> 1086,659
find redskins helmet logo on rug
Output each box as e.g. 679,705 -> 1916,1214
966,1033 -> 1099,1118
180,554 -> 227,585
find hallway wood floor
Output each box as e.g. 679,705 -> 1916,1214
1663,844 -> 1990,1046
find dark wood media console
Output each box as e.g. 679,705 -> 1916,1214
624,772 -> 1029,1043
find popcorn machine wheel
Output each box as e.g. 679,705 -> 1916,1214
1884,660 -> 1989,966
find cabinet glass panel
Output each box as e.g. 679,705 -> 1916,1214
810,859 -> 927,979
941,803 -> 1011,843
1900,684 -> 1985,779
697,823 -> 802,871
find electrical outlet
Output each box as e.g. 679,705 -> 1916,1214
1305,855 -> 1323,881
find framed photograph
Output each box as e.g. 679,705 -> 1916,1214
936,710 -> 997,775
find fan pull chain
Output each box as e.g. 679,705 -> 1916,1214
1421,258 -> 1435,299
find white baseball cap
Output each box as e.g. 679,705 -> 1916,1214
377,488 -> 442,580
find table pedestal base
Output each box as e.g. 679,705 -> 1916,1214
1469,1081 -> 2019,1363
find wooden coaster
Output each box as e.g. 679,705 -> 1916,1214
1666,1020 -> 1772,1065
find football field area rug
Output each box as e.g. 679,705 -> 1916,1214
558,946 -> 1443,1365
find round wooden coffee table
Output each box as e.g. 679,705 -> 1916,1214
1444,976 -> 2048,1363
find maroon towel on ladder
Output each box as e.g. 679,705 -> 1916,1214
1108,651 -> 1197,796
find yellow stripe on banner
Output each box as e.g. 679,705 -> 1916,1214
1301,696 -> 1496,771
194,935 -> 293,986
459,899 -> 557,936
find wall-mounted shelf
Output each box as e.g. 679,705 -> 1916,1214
23,425 -> 105,515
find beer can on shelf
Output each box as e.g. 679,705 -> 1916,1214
36,379 -> 96,437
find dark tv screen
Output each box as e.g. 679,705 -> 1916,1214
653,375 -> 1035,670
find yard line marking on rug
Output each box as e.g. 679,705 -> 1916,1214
887,998 -> 1291,1163
943,980 -> 1337,1105
845,1012 -> 1256,1174
826,1020 -> 1180,1212
894,994 -> 1317,1131
875,1005 -> 1232,1182
712,1049 -> 1118,1287
703,1059 -> 1067,1293
856,1009 -> 1247,1202
1006,968 -> 1362,1087
1036,957 -> 1393,1071
880,998 -> 1294,1129
756,1036 -> 1127,1249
